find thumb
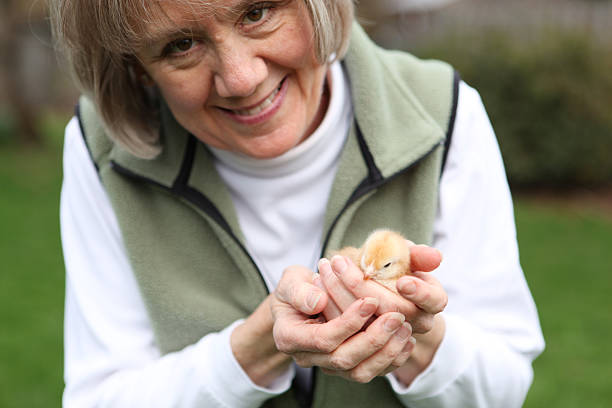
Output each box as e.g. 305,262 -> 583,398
275,266 -> 328,315
410,244 -> 443,272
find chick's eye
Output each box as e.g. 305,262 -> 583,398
383,262 -> 392,268
244,7 -> 268,24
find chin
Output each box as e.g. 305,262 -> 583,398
240,132 -> 304,159
243,143 -> 295,159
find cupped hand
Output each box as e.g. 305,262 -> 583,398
316,243 -> 447,334
270,265 -> 415,382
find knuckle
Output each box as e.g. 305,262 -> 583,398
413,315 -> 434,333
329,353 -> 355,371
312,332 -> 337,353
367,334 -> 387,350
274,336 -> 295,354
382,346 -> 399,361
273,327 -> 300,353
350,368 -> 374,384
292,353 -> 313,368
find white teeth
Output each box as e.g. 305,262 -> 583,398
234,84 -> 281,116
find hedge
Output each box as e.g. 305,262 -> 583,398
415,29 -> 612,189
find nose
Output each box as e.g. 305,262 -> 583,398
212,39 -> 268,98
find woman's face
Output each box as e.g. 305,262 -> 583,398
137,0 -> 329,159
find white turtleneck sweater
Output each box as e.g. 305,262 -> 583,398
60,62 -> 544,408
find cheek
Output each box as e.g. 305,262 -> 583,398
154,68 -> 213,113
273,12 -> 318,70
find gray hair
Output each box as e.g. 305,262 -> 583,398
50,0 -> 355,158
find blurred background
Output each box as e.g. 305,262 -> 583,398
1,0 -> 611,406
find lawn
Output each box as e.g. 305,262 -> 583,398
1,118 -> 611,407
519,198 -> 612,408
0,117 -> 66,407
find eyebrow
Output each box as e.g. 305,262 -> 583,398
142,0 -> 253,45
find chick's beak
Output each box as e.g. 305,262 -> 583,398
364,264 -> 376,280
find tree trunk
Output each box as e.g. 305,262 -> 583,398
0,0 -> 42,146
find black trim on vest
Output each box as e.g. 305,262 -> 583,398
356,119 -> 383,187
109,136 -> 269,295
441,70 -> 461,175
110,160 -> 170,192
172,134 -> 197,191
75,102 -> 100,173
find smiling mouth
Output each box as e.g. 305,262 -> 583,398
223,78 -> 286,117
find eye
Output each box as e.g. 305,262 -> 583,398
243,5 -> 270,25
164,38 -> 197,56
383,262 -> 392,268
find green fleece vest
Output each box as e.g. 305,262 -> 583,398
78,23 -> 458,408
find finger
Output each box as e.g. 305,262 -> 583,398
409,244 -> 443,272
397,273 -> 448,315
275,265 -> 328,315
389,334 -> 416,369
318,258 -> 356,312
294,312 -> 405,371
346,322 -> 413,383
331,255 -> 419,317
274,297 -> 379,355
317,319 -> 412,383
313,273 -> 341,320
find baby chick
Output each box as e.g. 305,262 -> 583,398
334,229 -> 412,293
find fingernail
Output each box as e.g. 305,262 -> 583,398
409,336 -> 417,345
400,280 -> 416,295
331,255 -> 347,274
317,258 -> 330,272
307,291 -> 322,312
359,297 -> 379,317
396,323 -> 412,340
384,313 -> 405,332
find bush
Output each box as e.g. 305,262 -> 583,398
415,29 -> 612,189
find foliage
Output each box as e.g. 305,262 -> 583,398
416,28 -> 612,189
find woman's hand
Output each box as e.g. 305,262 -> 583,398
270,266 -> 415,383
316,244 -> 448,386
317,244 -> 447,332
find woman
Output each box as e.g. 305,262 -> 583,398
52,0 -> 544,407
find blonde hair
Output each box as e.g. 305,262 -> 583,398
50,0 -> 355,158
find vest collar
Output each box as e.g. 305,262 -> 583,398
342,23 -> 446,179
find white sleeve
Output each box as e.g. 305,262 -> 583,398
60,117 -> 293,408
387,82 -> 545,407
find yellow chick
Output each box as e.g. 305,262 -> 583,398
334,229 -> 412,293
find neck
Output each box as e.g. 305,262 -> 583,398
300,70 -> 331,145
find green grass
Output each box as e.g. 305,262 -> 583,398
1,116 -> 611,406
0,115 -> 66,407
518,200 -> 612,407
